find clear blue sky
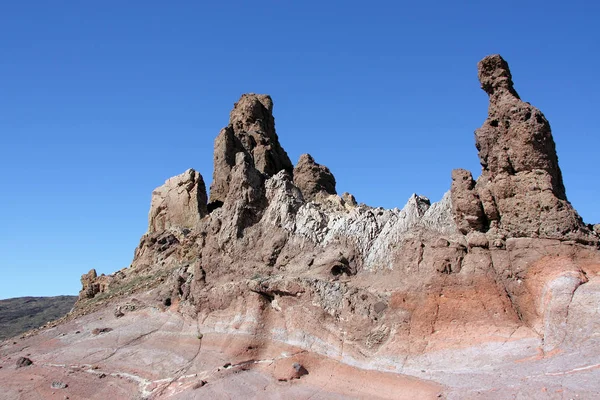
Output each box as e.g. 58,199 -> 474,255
1,1 -> 598,299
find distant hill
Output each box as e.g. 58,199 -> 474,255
0,296 -> 77,340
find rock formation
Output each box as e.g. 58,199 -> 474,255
3,56 -> 600,400
293,153 -> 337,201
451,54 -> 593,243
450,168 -> 486,234
148,168 -> 207,233
78,269 -> 110,300
209,94 -> 293,206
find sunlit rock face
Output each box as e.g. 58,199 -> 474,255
148,168 -> 207,233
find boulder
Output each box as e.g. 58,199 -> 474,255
15,357 -> 32,368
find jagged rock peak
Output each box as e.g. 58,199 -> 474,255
209,94 -> 293,204
148,168 -> 207,233
477,54 -> 519,98
451,55 -> 594,243
293,153 -> 337,201
405,193 -> 431,217
228,93 -> 292,176
229,93 -> 274,133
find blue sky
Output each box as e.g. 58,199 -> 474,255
1,1 -> 598,299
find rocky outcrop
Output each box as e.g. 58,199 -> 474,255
219,152 -> 268,237
209,94 -> 293,205
452,54 -> 593,243
293,154 -> 337,201
34,55 -> 600,399
78,269 -> 110,300
148,169 -> 207,233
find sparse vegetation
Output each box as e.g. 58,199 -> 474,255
0,296 -> 77,340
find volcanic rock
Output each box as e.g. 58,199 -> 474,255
78,269 -> 110,300
275,361 -> 309,381
452,54 -> 594,243
4,55 -> 600,400
91,327 -> 113,335
450,169 -> 486,234
209,94 -> 293,205
15,357 -> 32,368
293,153 -> 337,201
148,168 -> 207,233
221,152 -> 267,237
341,192 -> 357,206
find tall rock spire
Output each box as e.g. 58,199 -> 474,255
209,94 -> 293,205
452,54 -> 593,242
475,54 -> 565,199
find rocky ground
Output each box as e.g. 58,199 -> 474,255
1,55 -> 599,399
0,299 -> 443,399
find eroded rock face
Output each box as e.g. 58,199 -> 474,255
209,94 -> 293,205
220,152 -> 267,237
293,154 -> 337,201
452,54 -> 593,242
451,169 -> 486,234
148,169 -> 207,233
